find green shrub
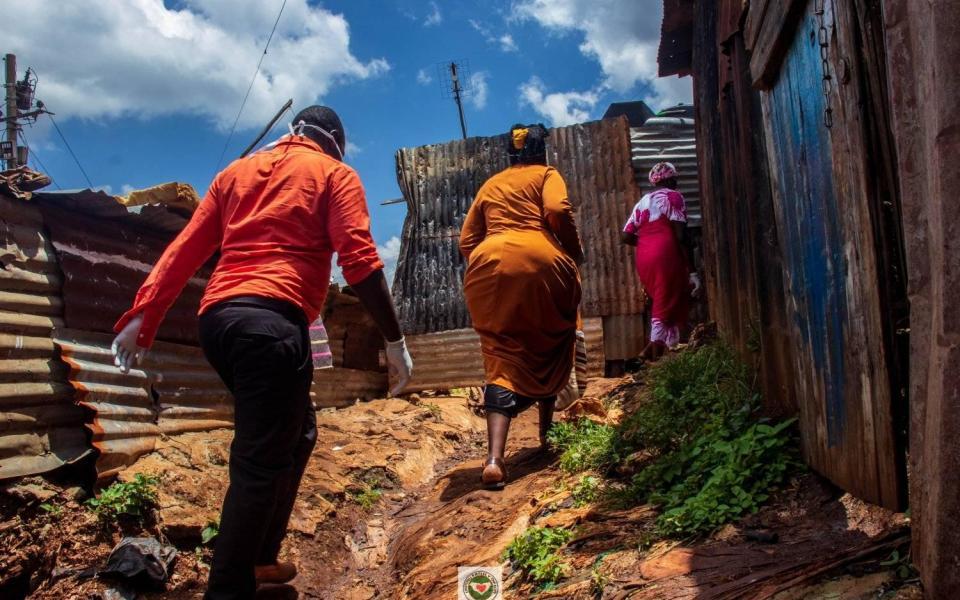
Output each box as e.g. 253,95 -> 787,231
571,475 -> 601,507
616,343 -> 798,537
85,473 -> 159,524
547,420 -> 617,473
503,526 -> 574,588
550,343 -> 798,539
349,486 -> 383,510
201,520 -> 219,544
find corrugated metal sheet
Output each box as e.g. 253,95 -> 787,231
394,117 -> 645,334
36,193 -> 211,345
631,116 -> 701,226
658,0 -> 694,77
550,118 -> 647,318
396,321 -> 606,394
601,314 -> 647,361
0,194 -> 88,480
55,328 -> 233,478
312,367 -> 387,408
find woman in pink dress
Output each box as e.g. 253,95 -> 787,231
621,162 -> 701,360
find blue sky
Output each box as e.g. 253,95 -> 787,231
7,0 -> 690,278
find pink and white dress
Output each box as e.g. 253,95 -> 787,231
623,188 -> 690,348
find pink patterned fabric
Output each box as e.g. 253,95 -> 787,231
623,189 -> 687,233
648,161 -> 679,185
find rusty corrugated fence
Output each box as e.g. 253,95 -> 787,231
393,117 -> 645,335
0,194 -> 88,479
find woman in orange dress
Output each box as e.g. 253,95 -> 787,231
460,123 -> 583,488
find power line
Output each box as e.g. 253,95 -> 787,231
48,113 -> 93,188
18,129 -> 62,190
214,0 -> 288,173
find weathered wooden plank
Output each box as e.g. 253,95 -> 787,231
758,0 -> 902,509
748,0 -> 807,88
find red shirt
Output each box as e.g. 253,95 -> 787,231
115,135 -> 384,347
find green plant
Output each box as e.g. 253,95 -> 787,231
547,420 -> 617,473
85,473 -> 159,524
503,526 -> 574,588
612,344 -> 798,537
571,475 -> 601,507
349,486 -> 383,510
39,502 -> 63,517
201,520 -> 219,545
423,403 -> 442,420
880,549 -> 917,580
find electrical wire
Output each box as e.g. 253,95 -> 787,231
18,129 -> 62,190
48,114 -> 93,188
214,0 -> 288,173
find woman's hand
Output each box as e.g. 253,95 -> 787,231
111,314 -> 147,373
689,273 -> 703,298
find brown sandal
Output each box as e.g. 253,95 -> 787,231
481,457 -> 507,489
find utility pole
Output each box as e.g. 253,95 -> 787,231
4,54 -> 18,169
449,62 -> 467,140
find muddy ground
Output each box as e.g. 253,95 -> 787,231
1,378 -> 923,599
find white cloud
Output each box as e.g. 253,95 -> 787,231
469,19 -> 519,53
377,236 -> 402,284
519,77 -> 599,126
469,72 -> 489,110
499,34 -> 519,53
513,0 -> 691,109
121,184 -> 137,196
416,68 -> 434,86
345,141 -> 363,156
6,0 -> 389,131
424,2 -> 442,26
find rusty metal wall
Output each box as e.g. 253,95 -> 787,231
55,328 -> 233,479
396,319 -> 605,394
884,0 -> 960,594
393,118 -> 645,334
312,368 -> 387,408
35,191 -> 210,345
631,116 -> 701,226
0,194 -> 88,480
676,0 -> 907,509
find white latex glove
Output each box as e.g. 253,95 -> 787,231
385,337 -> 413,397
689,272 -> 703,298
111,314 -> 147,374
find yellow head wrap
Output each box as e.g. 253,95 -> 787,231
512,127 -> 529,150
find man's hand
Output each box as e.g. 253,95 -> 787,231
385,337 -> 413,396
111,314 -> 147,373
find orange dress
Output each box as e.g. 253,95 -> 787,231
460,164 -> 583,398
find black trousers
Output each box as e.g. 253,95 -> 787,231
198,298 -> 317,600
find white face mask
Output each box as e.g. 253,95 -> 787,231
288,119 -> 344,160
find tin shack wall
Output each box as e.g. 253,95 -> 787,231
687,0 -> 798,418
393,118 -> 644,335
0,193 -> 87,479
671,0 -> 908,508
884,0 -> 960,595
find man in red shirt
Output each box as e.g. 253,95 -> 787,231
111,106 -> 412,599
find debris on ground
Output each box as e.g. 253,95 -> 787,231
0,354 -> 922,599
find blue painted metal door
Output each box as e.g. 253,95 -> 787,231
762,0 -> 901,507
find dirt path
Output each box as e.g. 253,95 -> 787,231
4,378 -> 920,600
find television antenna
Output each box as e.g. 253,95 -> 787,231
437,60 -> 472,140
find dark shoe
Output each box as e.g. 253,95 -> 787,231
481,457 -> 507,490
255,562 -> 297,585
